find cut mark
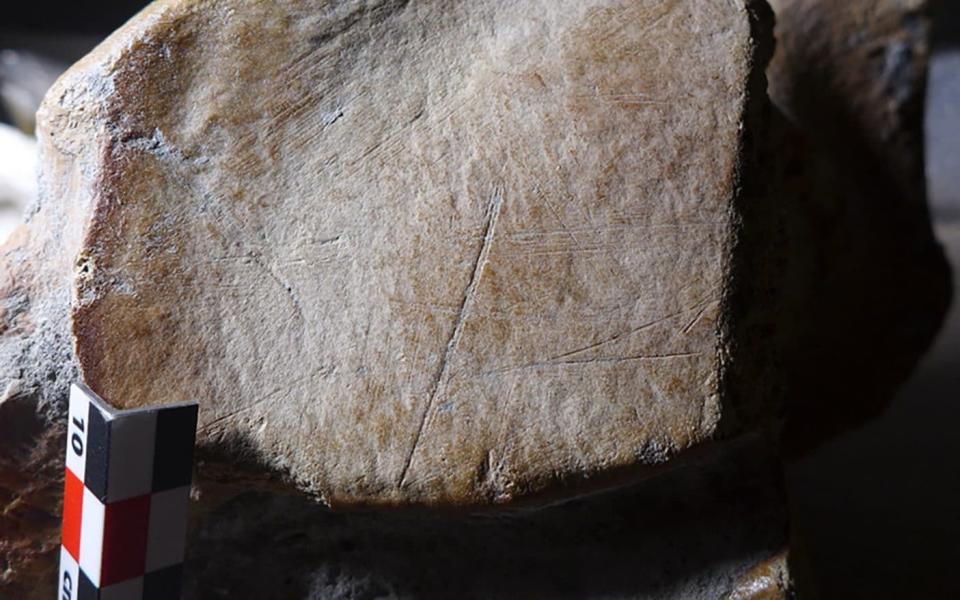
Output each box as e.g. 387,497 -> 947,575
481,351 -> 701,377
398,187 -> 504,488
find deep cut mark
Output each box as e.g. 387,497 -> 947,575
681,301 -> 716,334
398,188 -> 504,488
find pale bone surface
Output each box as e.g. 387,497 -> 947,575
39,0 -> 758,506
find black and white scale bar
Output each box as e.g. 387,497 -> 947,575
60,384 -> 197,600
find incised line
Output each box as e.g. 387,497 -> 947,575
398,187 -> 504,488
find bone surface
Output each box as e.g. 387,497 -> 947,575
42,0 -> 764,506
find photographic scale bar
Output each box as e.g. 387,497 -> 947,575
59,384 -> 198,600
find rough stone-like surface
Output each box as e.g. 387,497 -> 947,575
0,390 -> 63,600
35,0 -> 771,508
767,0 -> 951,451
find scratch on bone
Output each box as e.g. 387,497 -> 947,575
547,297 -> 721,362
197,366 -> 331,434
549,309 -> 689,362
481,352 -> 701,376
398,188 -> 504,488
249,254 -> 304,321
681,301 -> 714,334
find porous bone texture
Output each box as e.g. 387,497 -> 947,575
49,0 -> 765,507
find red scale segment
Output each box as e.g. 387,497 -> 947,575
61,468 -> 84,561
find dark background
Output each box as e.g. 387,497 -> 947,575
3,1 -> 151,34
2,1 -> 958,598
783,3 -> 960,597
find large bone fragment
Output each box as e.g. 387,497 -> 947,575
27,0 -> 773,508
3,0 -> 948,596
